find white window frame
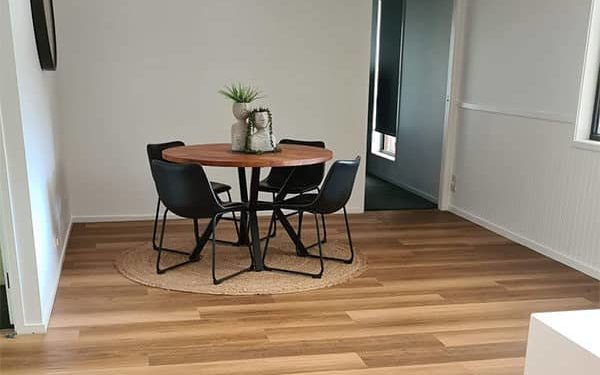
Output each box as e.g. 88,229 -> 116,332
574,0 -> 600,152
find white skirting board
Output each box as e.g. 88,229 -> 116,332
449,206 -> 600,280
71,206 -> 365,223
20,218 -> 73,334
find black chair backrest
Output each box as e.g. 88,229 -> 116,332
265,139 -> 326,190
146,141 -> 185,167
150,160 -> 222,219
312,157 -> 361,214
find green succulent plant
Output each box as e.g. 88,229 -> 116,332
218,83 -> 264,103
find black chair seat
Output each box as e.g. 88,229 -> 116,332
211,181 -> 232,194
258,180 -> 318,194
277,193 -> 318,208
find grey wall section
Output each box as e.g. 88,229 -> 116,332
368,0 -> 453,202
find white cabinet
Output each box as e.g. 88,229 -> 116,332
525,310 -> 600,375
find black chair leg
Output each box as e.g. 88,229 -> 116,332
289,187 -> 327,250
313,213 -> 325,278
152,198 -> 161,250
316,187 -> 327,243
270,193 -> 277,237
156,209 -> 199,274
212,214 -> 253,285
258,193 -> 278,242
215,191 -> 241,246
306,207 -> 354,264
303,215 -> 327,251
263,213 -> 324,279
152,199 -> 196,256
320,214 -> 327,243
342,206 -> 355,264
296,210 -> 304,255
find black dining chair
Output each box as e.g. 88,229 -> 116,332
150,160 -> 253,283
262,157 -> 361,279
147,141 -> 239,251
259,139 -> 328,243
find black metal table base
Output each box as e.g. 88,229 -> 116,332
187,166 -> 316,273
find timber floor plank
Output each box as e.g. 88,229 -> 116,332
0,210 -> 598,374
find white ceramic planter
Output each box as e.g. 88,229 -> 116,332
232,102 -> 248,121
253,111 -> 269,130
248,111 -> 275,152
231,103 -> 249,151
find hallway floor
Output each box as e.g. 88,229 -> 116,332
365,174 -> 437,211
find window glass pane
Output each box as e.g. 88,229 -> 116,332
382,134 -> 396,155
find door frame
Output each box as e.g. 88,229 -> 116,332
0,95 -> 17,329
437,0 -> 466,210
364,0 -> 466,210
0,0 -> 30,332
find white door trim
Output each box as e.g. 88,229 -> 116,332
0,0 -> 37,333
438,0 -> 467,211
0,90 -> 19,330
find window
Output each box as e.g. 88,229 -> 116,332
369,0 -> 404,160
371,131 -> 396,160
381,133 -> 396,155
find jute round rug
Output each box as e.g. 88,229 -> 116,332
115,237 -> 367,295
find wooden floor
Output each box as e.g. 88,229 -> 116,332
1,210 -> 599,374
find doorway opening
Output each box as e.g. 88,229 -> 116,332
365,0 -> 454,211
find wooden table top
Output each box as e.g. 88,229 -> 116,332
162,143 -> 333,168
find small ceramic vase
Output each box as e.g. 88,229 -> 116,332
249,111 -> 275,152
231,103 -> 249,151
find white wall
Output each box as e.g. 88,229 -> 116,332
0,0 -> 71,332
451,0 -> 600,278
54,0 -> 372,220
368,0 -> 454,202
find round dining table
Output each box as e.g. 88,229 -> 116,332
162,143 -> 333,272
